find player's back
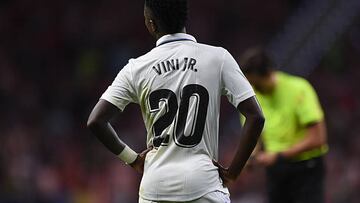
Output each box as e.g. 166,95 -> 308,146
126,35 -> 228,201
128,34 -> 227,201
102,33 -> 254,201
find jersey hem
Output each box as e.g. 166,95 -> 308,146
139,186 -> 229,202
99,97 -> 125,112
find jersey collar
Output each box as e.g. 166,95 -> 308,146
156,33 -> 197,47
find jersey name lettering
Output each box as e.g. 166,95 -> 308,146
152,57 -> 198,75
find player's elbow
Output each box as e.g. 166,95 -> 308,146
248,112 -> 265,140
258,113 -> 265,125
87,113 -> 103,131
252,112 -> 265,128
86,117 -> 97,130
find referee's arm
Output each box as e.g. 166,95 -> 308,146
279,120 -> 327,159
280,80 -> 327,159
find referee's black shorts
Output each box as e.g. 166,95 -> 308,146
266,156 -> 325,203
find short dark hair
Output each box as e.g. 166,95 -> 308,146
239,47 -> 275,77
145,0 -> 188,34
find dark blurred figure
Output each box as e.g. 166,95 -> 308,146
239,47 -> 328,203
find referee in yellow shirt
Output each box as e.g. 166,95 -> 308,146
239,47 -> 328,203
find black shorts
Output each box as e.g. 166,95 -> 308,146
266,156 -> 325,203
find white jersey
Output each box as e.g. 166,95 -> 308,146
101,33 -> 255,201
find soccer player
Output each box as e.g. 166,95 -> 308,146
87,0 -> 264,202
239,47 -> 328,203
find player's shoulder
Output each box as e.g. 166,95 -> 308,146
123,50 -> 156,70
127,41 -> 230,67
126,43 -> 178,64
196,42 -> 226,51
197,42 -> 230,56
194,43 -> 234,65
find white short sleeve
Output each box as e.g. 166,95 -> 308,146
100,62 -> 137,111
221,49 -> 255,107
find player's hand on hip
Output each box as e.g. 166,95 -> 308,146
212,160 -> 235,187
129,146 -> 153,173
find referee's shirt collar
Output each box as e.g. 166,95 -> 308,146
156,33 -> 197,47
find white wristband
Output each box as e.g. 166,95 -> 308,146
117,145 -> 138,164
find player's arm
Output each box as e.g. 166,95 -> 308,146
239,115 -> 264,169
279,120 -> 327,159
87,99 -> 150,173
214,96 -> 264,185
245,140 -> 263,169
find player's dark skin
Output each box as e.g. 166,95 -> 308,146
213,97 -> 264,186
88,97 -> 264,183
87,3 -> 265,186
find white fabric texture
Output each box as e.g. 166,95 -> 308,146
101,33 -> 254,201
139,190 -> 231,203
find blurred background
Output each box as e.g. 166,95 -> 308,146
1,0 -> 359,202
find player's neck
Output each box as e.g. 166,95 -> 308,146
155,28 -> 187,40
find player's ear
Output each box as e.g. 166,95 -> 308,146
144,5 -> 158,36
149,19 -> 157,33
